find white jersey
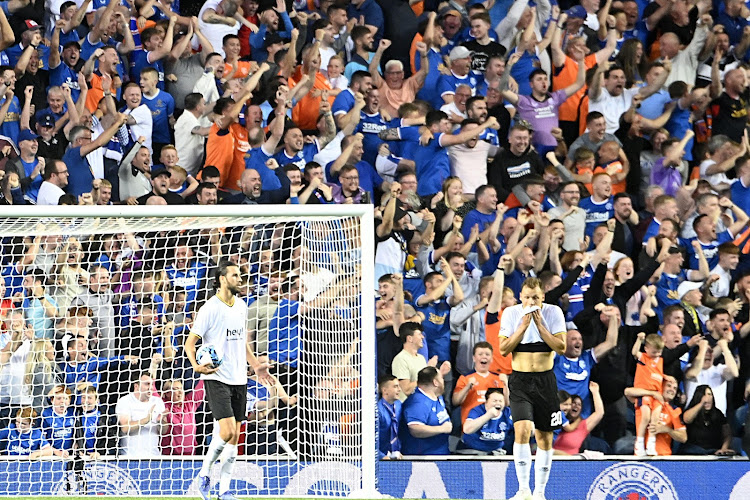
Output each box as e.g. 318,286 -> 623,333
499,303 -> 566,352
192,295 -> 248,385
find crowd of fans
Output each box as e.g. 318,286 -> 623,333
0,0 -> 748,466
0,222 -> 357,475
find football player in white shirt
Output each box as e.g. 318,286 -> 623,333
185,261 -> 271,500
499,277 -> 567,500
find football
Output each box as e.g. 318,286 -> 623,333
195,344 -> 223,368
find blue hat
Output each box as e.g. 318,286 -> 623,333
566,5 -> 587,19
150,165 -> 171,178
17,129 -> 38,143
35,111 -> 55,128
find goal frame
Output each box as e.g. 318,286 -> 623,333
1,204 -> 378,498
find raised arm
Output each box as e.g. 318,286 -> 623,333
50,20 -> 63,69
486,260 -> 508,314
588,61 -> 608,101
169,22 -> 194,61
416,257 -> 457,306
550,13 -> 567,68
720,194 -> 750,235
638,58 -> 671,97
717,338 -> 739,380
440,117 -> 499,147
65,0 -> 92,34
413,42 -> 430,88
597,0 -> 614,41
684,340 -> 709,381
596,28 -> 618,64
586,382 -> 606,430
368,39 -> 390,88
0,9 -> 13,51
645,0 -> 673,31
563,53 -> 586,98
81,114 -> 128,156
148,16 -> 176,61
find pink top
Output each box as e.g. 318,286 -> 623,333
160,380 -> 205,455
553,418 -> 590,455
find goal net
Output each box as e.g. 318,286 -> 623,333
0,205 -> 377,498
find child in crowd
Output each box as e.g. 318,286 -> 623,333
168,165 -> 199,198
41,385 -> 77,456
552,390 -> 574,443
595,141 -> 626,194
631,332 -> 666,456
327,55 -> 349,92
0,407 -> 65,458
572,147 -> 596,195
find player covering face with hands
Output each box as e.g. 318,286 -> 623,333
499,278 -> 567,500
184,261 -> 272,500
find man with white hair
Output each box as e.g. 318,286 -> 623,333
368,39 -> 430,117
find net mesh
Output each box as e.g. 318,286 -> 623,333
0,212 -> 374,497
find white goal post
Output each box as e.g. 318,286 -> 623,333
0,205 -> 378,498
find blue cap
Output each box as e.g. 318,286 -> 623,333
35,111 -> 55,128
566,5 -> 587,19
17,129 -> 38,143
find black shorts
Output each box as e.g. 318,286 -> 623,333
204,380 -> 247,422
508,370 -> 563,432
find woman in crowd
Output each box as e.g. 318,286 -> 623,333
681,385 -> 736,455
553,382 -> 607,455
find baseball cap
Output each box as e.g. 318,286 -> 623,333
393,206 -> 410,223
566,6 -> 587,19
150,165 -> 171,178
17,129 -> 39,143
677,281 -> 702,299
667,245 -> 684,255
439,7 -> 462,19
24,19 -> 41,30
449,45 -> 472,61
36,111 -> 55,128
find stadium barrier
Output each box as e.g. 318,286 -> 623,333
0,457 -> 748,498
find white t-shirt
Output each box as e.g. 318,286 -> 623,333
699,158 -> 734,189
499,303 -> 566,346
174,111 -> 205,176
126,104 -> 154,153
448,140 -> 499,195
589,87 -> 639,134
196,0 -> 239,58
115,393 -> 166,457
191,295 -> 249,385
710,264 -> 732,298
36,181 -> 65,205
685,364 -> 730,415
0,340 -> 31,403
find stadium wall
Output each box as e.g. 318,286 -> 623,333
0,458 -> 749,498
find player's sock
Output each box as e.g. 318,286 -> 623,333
200,435 -> 228,476
513,443 -> 532,491
218,444 -> 238,495
533,448 -> 554,496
